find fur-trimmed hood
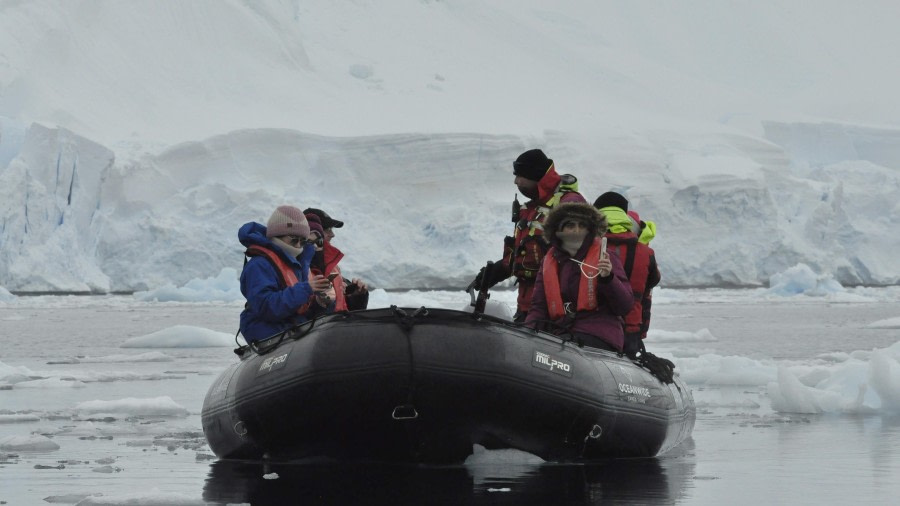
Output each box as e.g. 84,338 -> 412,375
543,202 -> 608,244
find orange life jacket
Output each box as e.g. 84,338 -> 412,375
245,244 -> 312,314
542,238 -> 602,320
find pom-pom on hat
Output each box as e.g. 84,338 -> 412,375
266,205 -> 310,239
513,149 -> 553,182
593,191 -> 629,212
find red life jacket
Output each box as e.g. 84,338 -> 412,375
309,242 -> 348,312
245,244 -> 312,315
505,166 -> 582,281
604,232 -> 651,335
542,238 -> 602,320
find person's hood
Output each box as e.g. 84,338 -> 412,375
238,221 -> 314,266
543,202 -> 608,249
596,206 -> 634,235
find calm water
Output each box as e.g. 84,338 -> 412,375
1,290 -> 899,505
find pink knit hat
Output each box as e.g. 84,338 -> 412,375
266,205 -> 310,239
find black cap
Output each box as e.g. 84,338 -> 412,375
303,208 -> 344,229
593,191 -> 629,212
513,149 -> 553,182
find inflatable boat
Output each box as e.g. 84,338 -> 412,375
201,306 -> 695,463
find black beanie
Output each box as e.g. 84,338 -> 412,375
513,149 -> 553,181
593,191 -> 629,212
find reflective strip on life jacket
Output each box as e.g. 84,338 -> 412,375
542,239 -> 602,321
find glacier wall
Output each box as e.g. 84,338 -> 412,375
1,121 -> 899,292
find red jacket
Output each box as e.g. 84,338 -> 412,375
500,166 -> 586,314
309,242 -> 348,312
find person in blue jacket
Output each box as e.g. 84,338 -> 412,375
238,205 -> 334,342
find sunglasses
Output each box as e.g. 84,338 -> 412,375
281,235 -> 309,247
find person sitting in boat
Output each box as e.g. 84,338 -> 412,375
594,191 -> 661,359
238,205 -> 334,343
304,207 -> 369,311
304,212 -> 351,312
525,202 -> 634,352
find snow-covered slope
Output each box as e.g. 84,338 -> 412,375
1,0 -> 899,291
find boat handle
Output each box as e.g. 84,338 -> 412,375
392,404 -> 419,420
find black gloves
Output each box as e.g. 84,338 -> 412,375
473,262 -> 509,290
345,283 -> 369,311
623,332 -> 642,359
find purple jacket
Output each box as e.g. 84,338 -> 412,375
526,237 -> 634,351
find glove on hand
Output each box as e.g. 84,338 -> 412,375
473,262 -> 508,290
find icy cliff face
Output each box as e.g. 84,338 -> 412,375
2,1 -> 900,291
0,124 -> 114,292
1,122 -> 898,292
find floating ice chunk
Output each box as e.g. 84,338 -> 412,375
464,443 -> 544,465
74,396 -> 189,418
0,285 -> 14,301
870,349 -> 900,411
132,267 -> 243,302
648,328 -> 717,343
72,489 -> 207,505
0,434 -> 60,451
465,444 -> 544,485
0,360 -> 38,383
867,316 -> 900,329
676,354 -> 777,386
15,377 -> 87,389
73,352 -> 174,363
0,414 -> 41,423
768,263 -> 844,296
43,494 -> 93,504
121,325 -> 239,348
768,366 -> 848,413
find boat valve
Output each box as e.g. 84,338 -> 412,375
392,404 -> 419,420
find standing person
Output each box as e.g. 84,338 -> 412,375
594,192 -> 661,358
471,148 -> 586,322
303,207 -> 369,311
238,205 -> 334,343
525,203 -> 633,351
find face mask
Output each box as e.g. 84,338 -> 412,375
556,226 -> 588,256
271,237 -> 303,259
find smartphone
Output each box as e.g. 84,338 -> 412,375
601,236 -> 607,255
327,273 -> 339,283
